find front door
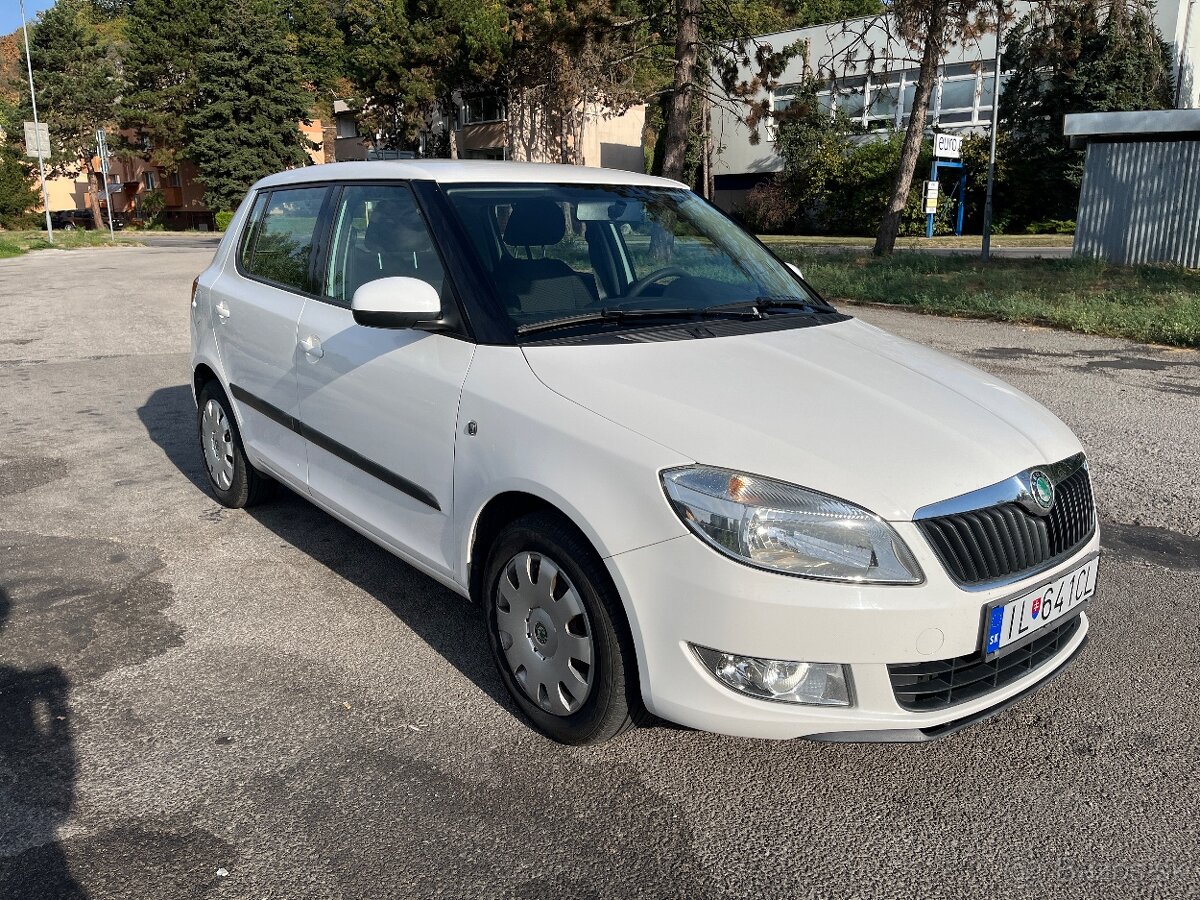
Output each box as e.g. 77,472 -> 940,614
295,182 -> 475,579
211,186 -> 329,486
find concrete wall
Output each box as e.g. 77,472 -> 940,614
580,103 -> 646,172
1074,138 -> 1200,268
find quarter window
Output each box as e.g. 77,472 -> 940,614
244,187 -> 327,292
324,184 -> 445,304
238,192 -> 270,270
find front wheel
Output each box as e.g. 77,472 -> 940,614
196,382 -> 274,508
483,512 -> 640,745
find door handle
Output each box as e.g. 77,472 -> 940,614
300,335 -> 324,359
214,300 -> 231,321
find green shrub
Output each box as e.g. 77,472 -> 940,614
215,210 -> 235,232
1025,219 -> 1076,235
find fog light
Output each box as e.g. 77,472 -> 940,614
691,645 -> 852,707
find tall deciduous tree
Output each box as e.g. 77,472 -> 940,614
184,0 -> 315,211
342,0 -> 510,154
24,0 -> 121,229
868,0 -> 996,255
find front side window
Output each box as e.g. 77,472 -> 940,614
443,183 -> 832,335
324,183 -> 444,304
244,187 -> 327,292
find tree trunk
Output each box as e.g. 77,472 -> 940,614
84,157 -> 104,231
873,7 -> 946,256
661,0 -> 701,183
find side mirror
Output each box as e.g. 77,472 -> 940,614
351,277 -> 442,329
786,262 -> 804,281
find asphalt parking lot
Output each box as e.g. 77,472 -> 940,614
2,245 -> 1199,899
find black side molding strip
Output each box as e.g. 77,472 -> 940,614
229,384 -> 442,512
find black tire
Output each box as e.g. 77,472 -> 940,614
483,511 -> 641,745
196,381 -> 274,508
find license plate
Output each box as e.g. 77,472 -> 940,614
983,555 -> 1098,659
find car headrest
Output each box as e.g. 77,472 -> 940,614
504,199 -> 566,247
364,199 -> 403,253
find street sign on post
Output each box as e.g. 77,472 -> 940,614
933,133 -> 963,159
923,180 -> 940,214
23,121 -> 50,159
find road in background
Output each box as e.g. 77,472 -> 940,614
1,246 -> 1198,899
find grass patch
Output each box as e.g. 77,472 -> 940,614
758,233 -> 1076,249
775,250 -> 1200,348
0,229 -> 143,257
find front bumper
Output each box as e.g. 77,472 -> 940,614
605,522 -> 1098,741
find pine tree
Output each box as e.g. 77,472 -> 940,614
0,142 -> 40,227
121,0 -> 216,171
184,0 -> 315,212
23,0 -> 121,229
999,0 -> 1173,227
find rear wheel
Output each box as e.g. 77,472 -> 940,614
483,512 -> 639,744
196,382 -> 274,508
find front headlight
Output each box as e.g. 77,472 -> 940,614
661,466 -> 923,584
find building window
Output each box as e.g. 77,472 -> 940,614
336,116 -> 358,139
168,171 -> 182,188
462,95 -> 506,126
143,170 -> 157,190
785,61 -> 1009,133
936,63 -> 980,125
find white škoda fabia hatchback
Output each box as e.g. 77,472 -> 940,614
190,161 -> 1099,744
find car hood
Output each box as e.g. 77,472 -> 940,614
521,318 -> 1083,521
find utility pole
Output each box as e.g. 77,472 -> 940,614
981,0 -> 1004,262
96,129 -> 116,242
20,0 -> 54,243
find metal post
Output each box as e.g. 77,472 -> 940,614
981,1 -> 1004,262
96,128 -> 116,242
20,0 -> 53,243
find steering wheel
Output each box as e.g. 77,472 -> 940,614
625,266 -> 689,298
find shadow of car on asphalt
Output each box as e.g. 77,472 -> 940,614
136,384 -> 520,721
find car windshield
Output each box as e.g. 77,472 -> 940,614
441,183 -> 831,335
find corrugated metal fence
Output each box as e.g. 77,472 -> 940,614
1074,139 -> 1200,268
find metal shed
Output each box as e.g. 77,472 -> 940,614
1065,110 -> 1200,268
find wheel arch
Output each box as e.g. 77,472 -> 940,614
193,362 -> 220,403
467,488 -> 648,719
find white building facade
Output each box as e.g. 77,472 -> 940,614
711,1 -> 1200,210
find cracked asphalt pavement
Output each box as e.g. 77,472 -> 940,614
1,246 -> 1198,899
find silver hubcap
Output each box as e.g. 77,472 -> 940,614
495,551 -> 594,717
201,399 -> 235,491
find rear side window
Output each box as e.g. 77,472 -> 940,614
243,187 -> 327,292
237,193 -> 269,270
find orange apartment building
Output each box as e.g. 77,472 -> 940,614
39,99 -> 645,228
41,120 -> 328,228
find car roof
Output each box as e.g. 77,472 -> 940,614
251,160 -> 688,192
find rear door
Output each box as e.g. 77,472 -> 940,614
210,185 -> 331,486
294,182 -> 475,578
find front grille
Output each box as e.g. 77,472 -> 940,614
917,464 -> 1095,587
888,614 -> 1082,712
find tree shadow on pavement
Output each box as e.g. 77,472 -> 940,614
0,586 -> 87,898
137,384 -> 516,716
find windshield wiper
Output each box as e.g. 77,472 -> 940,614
516,306 -> 760,337
702,297 -> 828,317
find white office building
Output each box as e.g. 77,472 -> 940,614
711,1 -> 1200,210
